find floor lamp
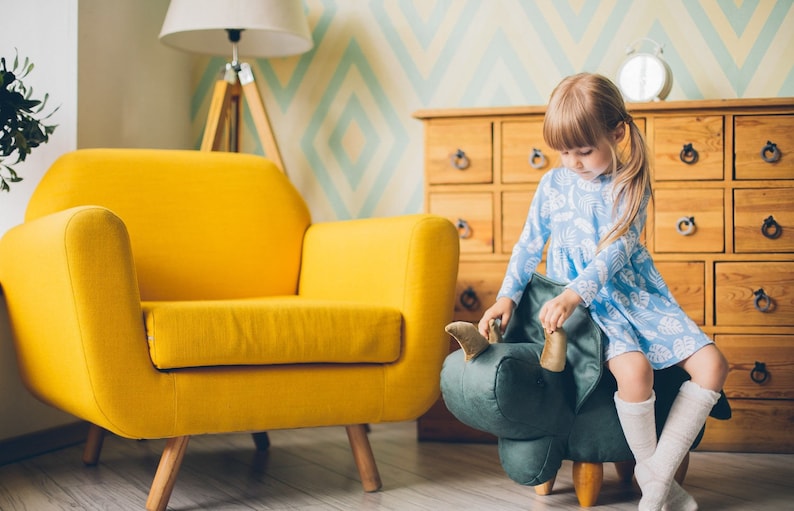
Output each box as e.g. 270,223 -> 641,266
159,0 -> 313,173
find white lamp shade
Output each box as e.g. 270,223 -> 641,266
159,0 -> 313,58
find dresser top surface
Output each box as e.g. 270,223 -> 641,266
413,97 -> 794,120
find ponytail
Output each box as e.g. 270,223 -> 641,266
597,117 -> 652,252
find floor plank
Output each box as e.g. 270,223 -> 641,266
0,421 -> 792,510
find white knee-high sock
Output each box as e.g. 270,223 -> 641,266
614,393 -> 698,511
635,381 -> 720,511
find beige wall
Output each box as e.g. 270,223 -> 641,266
0,0 -> 193,442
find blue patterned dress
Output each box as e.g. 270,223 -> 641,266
498,167 -> 713,369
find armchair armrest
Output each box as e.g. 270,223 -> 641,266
299,213 -> 460,419
0,206 -> 175,436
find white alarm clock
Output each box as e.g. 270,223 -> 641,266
616,38 -> 673,103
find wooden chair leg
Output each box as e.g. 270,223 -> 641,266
614,459 -> 636,483
145,436 -> 190,511
251,431 -> 270,451
82,424 -> 105,466
534,475 -> 556,496
345,424 -> 382,492
572,461 -> 603,507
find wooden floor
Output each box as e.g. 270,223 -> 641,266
1,421 -> 792,510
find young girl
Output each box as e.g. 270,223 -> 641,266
477,73 -> 729,511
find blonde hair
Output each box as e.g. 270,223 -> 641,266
543,73 -> 651,252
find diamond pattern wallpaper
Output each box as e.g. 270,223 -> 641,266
191,0 -> 794,222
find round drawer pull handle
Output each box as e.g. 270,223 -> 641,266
675,216 -> 696,236
679,143 -> 699,165
753,288 -> 772,312
750,361 -> 769,384
459,286 -> 480,311
761,215 -> 782,239
528,148 -> 547,169
450,149 -> 470,170
456,218 -> 472,239
760,141 -> 781,163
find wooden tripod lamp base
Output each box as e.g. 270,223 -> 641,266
200,62 -> 285,174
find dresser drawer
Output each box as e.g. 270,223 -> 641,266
735,114 -> 794,180
653,115 -> 723,180
454,261 -> 508,323
428,192 -> 493,254
715,335 -> 794,400
715,262 -> 794,326
734,188 -> 794,253
653,188 -> 724,253
502,120 -> 554,183
655,261 -> 705,325
700,399 -> 794,453
426,120 -> 493,184
501,190 -> 535,253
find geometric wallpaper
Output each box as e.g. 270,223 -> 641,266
191,0 -> 794,222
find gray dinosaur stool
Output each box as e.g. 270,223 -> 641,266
440,273 -> 730,507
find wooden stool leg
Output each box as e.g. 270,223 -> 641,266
534,475 -> 556,495
145,436 -> 190,511
572,461 -> 604,507
82,424 -> 105,466
614,459 -> 636,483
346,424 -> 382,492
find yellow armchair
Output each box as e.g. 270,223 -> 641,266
0,149 -> 459,510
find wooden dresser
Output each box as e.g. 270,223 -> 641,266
415,98 -> 794,453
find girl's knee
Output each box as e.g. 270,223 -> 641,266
682,344 -> 729,391
608,352 -> 653,401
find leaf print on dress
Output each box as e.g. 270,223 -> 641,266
658,316 -> 684,335
553,211 -> 575,223
673,336 -> 696,359
611,289 -> 630,307
577,177 -> 602,192
576,280 -> 599,304
606,340 -> 629,360
630,290 -> 650,309
574,217 -> 596,235
546,188 -> 566,212
577,193 -> 603,216
647,344 -> 673,364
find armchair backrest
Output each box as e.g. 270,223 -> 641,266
26,149 -> 311,301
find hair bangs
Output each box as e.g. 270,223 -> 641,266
543,97 -> 604,151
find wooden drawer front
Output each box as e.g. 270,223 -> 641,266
734,188 -> 794,253
700,399 -> 794,453
502,120 -> 554,183
735,114 -> 794,180
654,188 -> 724,253
715,262 -> 794,326
429,193 -> 493,254
653,115 -> 723,180
655,261 -> 705,325
426,120 -> 492,184
454,261 -> 507,323
501,190 -> 534,253
715,335 -> 794,400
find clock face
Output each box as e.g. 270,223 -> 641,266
617,53 -> 667,102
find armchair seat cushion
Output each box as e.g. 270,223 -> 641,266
143,297 -> 402,369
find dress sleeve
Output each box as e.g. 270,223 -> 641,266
565,193 -> 648,307
497,173 -> 552,305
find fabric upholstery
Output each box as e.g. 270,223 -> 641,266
0,149 -> 460,440
143,298 -> 402,369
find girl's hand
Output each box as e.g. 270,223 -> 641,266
478,297 -> 515,339
540,288 -> 582,333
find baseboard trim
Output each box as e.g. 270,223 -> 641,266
0,421 -> 90,466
